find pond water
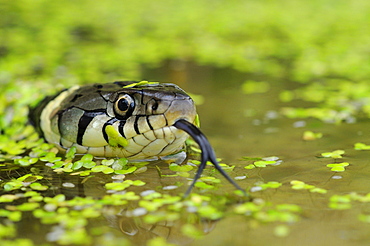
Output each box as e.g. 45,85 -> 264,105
146,62 -> 370,246
2,63 -> 370,246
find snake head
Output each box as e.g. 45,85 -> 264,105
31,81 -> 197,160
30,81 -> 247,196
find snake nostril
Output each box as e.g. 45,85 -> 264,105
151,101 -> 158,111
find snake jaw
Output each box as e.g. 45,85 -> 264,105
173,119 -> 248,197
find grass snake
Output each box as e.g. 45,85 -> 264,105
29,81 -> 246,196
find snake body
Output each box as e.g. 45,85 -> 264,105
30,81 -> 246,196
30,81 -> 196,160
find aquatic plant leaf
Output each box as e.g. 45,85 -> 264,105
354,142 -> 370,150
321,150 -> 345,158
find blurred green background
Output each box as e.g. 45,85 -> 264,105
1,0 -> 370,84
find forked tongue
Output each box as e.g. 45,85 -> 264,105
174,119 -> 248,197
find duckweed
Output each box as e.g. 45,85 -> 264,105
244,158 -> 282,170
241,81 -> 270,94
358,214 -> 370,224
274,225 -> 290,238
234,202 -> 301,224
326,162 -> 349,172
354,142 -> 370,150
321,150 -> 345,158
290,180 -> 327,194
181,224 -> 205,240
302,131 -> 323,141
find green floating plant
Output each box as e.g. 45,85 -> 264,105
241,81 -> 270,94
329,192 -> 370,210
197,205 -> 223,220
65,146 -> 77,159
326,162 -> 349,172
194,181 -> 215,190
354,142 -> 370,150
274,224 -> 290,237
29,183 -> 48,191
0,209 -> 22,222
14,156 -> 39,167
260,181 -> 282,190
72,154 -> 96,170
251,181 -> 282,192
181,224 -> 205,240
234,202 -> 301,223
290,180 -> 327,194
321,150 -> 345,158
3,174 -> 44,191
302,131 -> 323,141
113,166 -> 137,175
0,194 -> 18,203
91,165 -> 114,174
329,194 -> 352,210
39,152 -> 62,163
169,163 -> 193,177
358,214 -> 370,223
144,212 -> 180,224
15,202 -> 40,212
245,160 -> 278,169
105,180 -> 146,191
329,192 -> 370,211
147,237 -> 177,246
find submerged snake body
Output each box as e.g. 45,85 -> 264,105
30,81 -> 196,160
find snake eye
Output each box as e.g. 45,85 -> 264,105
114,94 -> 134,119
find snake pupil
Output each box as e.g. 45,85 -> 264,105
114,94 -> 135,120
117,98 -> 129,112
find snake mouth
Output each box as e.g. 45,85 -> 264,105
173,119 -> 247,197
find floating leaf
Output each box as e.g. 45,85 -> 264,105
303,131 -> 323,141
169,163 -> 193,172
326,162 -> 349,172
181,224 -> 204,239
354,142 -> 370,150
309,188 -> 327,194
112,158 -> 129,169
359,214 -> 370,223
242,81 -> 270,94
195,182 -> 215,190
260,181 -> 282,190
16,202 -> 40,211
91,165 -> 114,174
39,152 -> 62,163
274,225 -> 290,237
65,146 -> 77,159
290,180 -> 326,194
0,194 -> 18,203
321,150 -> 345,158
105,182 -> 131,191
106,125 -> 128,147
244,160 -> 278,169
30,182 -> 49,191
198,205 -> 223,220
101,159 -> 115,166
114,166 -> 137,174
122,81 -> 159,88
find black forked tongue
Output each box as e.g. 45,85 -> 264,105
174,119 -> 248,197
